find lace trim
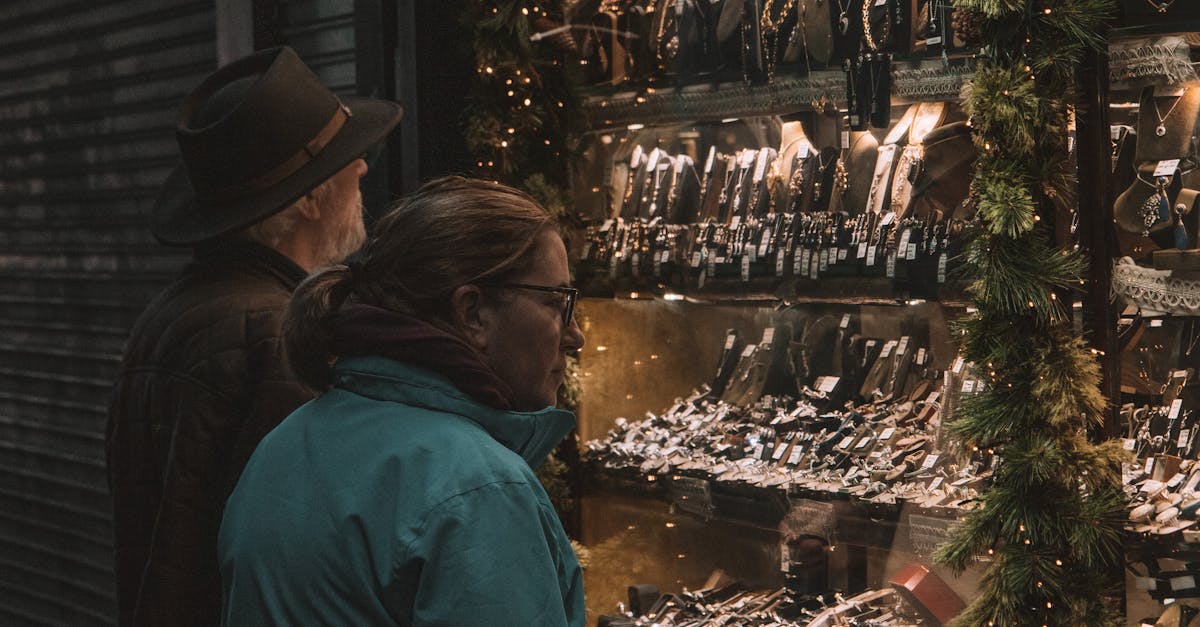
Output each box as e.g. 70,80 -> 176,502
1112,257 -> 1200,315
1110,36 -> 1197,88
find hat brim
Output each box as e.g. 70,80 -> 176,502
150,97 -> 403,246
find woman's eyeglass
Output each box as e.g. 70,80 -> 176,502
480,283 -> 578,325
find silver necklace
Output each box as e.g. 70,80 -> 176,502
834,0 -> 851,35
1154,89 -> 1188,137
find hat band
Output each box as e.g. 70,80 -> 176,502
204,102 -> 353,203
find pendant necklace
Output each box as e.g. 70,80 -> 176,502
835,0 -> 850,35
1145,0 -> 1178,13
1154,88 -> 1188,137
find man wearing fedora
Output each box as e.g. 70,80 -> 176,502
106,46 -> 401,627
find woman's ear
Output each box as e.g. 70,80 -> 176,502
450,284 -> 493,352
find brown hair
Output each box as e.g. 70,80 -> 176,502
284,175 -> 554,388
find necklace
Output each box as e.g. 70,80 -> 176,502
1144,0 -> 1178,13
834,0 -> 850,35
1153,89 -> 1188,137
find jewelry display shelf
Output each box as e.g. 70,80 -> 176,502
581,60 -> 973,130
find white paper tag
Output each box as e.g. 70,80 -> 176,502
809,254 -> 820,279
916,348 -> 927,365
645,147 -> 662,172
762,327 -> 775,345
753,443 -> 765,459
906,242 -> 918,260
1171,575 -> 1197,591
855,436 -> 873,449
926,392 -> 939,404
1123,438 -> 1137,451
772,444 -> 788,460
857,243 -> 868,259
1186,472 -> 1200,494
1155,159 -> 1181,177
1146,460 -> 1158,478
886,253 -> 897,278
776,252 -> 786,276
801,248 -> 812,272
880,211 -> 896,226
1181,429 -> 1192,450
898,229 -> 912,251
748,245 -> 757,263
921,454 -> 939,470
897,336 -> 910,355
1150,319 -> 1164,328
819,376 -> 840,393
867,245 -> 878,266
704,146 -> 716,173
841,131 -> 851,149
819,249 -> 830,272
925,36 -> 943,45
938,253 -> 948,283
742,345 -> 756,358
788,447 -> 806,465
1168,472 -> 1187,488
600,219 -> 614,233
874,0 -> 888,5
725,334 -> 737,350
928,477 -> 944,490
691,251 -> 703,267
730,215 -> 741,229
1171,399 -> 1184,420
880,340 -> 897,359
838,436 -> 856,449
962,380 -> 976,393
952,356 -> 965,374
754,150 -> 770,181
741,255 -> 751,281
837,247 -> 848,261
880,427 -> 896,441
797,142 -> 810,159
794,251 -> 805,275
841,314 -> 852,329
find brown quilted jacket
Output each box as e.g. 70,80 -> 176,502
106,239 -> 314,627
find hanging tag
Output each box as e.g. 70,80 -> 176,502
753,150 -> 771,181
691,251 -> 703,267
1170,398 -> 1183,420
762,327 -> 775,345
880,211 -> 896,226
819,248 -> 830,272
748,245 -> 757,263
840,314 -> 852,329
797,142 -> 811,159
874,0 -> 888,5
906,243 -> 918,260
801,248 -> 812,273
838,248 -> 849,262
1122,438 -> 1137,451
704,146 -> 716,173
794,251 -> 805,275
841,131 -> 851,149
775,252 -> 786,276
1155,159 -> 1181,177
809,253 -> 820,279
819,376 -> 840,393
741,255 -> 751,281
866,245 -> 878,266
898,229 -> 912,251
937,253 -> 948,283
921,454 -> 940,470
952,356 -> 965,373
916,348 -> 927,365
886,253 -> 897,278
880,340 -> 897,359
857,242 -> 868,259
731,215 -> 741,229
897,336 -> 910,355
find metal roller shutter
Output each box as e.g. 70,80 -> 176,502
0,1 -> 216,624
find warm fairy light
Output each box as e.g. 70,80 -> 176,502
507,128 -> 515,134
665,521 -> 676,528
524,98 -> 532,106
485,66 -> 494,74
507,90 -> 515,97
500,140 -> 508,147
596,346 -> 608,352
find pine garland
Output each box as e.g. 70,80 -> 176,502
462,1 -> 589,517
937,1 -> 1127,625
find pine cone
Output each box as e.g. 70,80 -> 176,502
532,16 -> 579,56
951,7 -> 983,48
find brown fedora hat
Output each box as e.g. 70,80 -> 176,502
151,46 -> 403,245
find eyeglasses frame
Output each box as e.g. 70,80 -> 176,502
479,282 -> 579,326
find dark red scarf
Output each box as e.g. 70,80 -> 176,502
331,304 -> 515,410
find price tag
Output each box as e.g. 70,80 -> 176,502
937,253 -> 948,283
928,477 -> 945,491
775,252 -> 786,276
897,336 -> 910,355
741,255 -> 751,281
788,446 -> 806,465
730,215 -> 741,229
837,247 -> 849,261
752,443 -> 765,459
838,436 -> 856,449
1150,319 -> 1164,328
921,453 -> 940,470
857,242 -> 868,259
1171,398 -> 1183,420
1155,159 -> 1181,177
855,436 -> 873,449
818,376 -> 840,393
1146,459 -> 1158,477
809,254 -> 820,279
880,427 -> 896,441
600,219 -> 614,233
1122,438 -> 1137,451
794,251 -> 805,275
840,314 -> 852,329
880,340 -> 897,359
772,443 -> 788,460
754,150 -> 770,180
801,249 -> 812,273
748,245 -> 757,263
925,36 -> 943,45
875,0 -> 888,5
691,251 -> 703,267
842,131 -> 851,149
819,248 -> 830,272
962,380 -> 976,393
704,145 -> 716,173
797,142 -> 811,159
1172,575 -> 1197,591
762,327 -> 776,345
644,147 -> 661,172
886,253 -> 897,278
926,392 -> 940,404
725,334 -> 737,350
1168,472 -> 1187,488
906,242 -> 918,260
952,356 -> 965,374
916,348 -> 927,365
867,245 -> 878,266
880,211 -> 896,226
1181,429 -> 1192,450
742,344 -> 756,358
898,229 -> 912,251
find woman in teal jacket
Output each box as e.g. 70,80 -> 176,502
219,176 -> 587,626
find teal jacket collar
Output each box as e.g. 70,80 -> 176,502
332,356 -> 576,468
